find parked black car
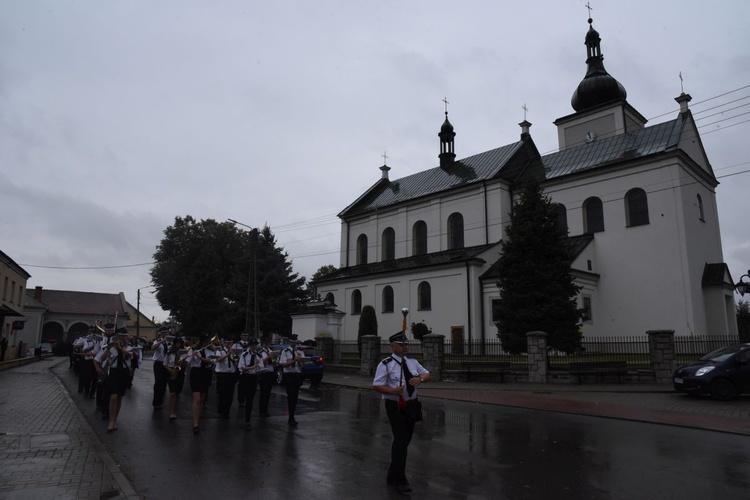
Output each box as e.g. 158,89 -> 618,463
673,343 -> 750,400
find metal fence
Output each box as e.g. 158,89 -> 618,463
331,334 -> 742,373
675,335 -> 741,364
444,339 -> 526,371
549,336 -> 650,370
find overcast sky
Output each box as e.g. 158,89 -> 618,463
2,1 -> 749,324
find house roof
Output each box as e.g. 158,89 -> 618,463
541,115 -> 684,179
340,112 -> 693,219
479,234 -> 594,281
339,141 -> 525,217
701,263 -> 733,287
26,289 -> 127,316
314,243 -> 500,283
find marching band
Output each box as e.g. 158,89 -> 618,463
71,320 -> 312,436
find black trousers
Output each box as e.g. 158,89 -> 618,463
283,372 -> 303,419
152,361 -> 169,408
240,374 -> 258,421
384,399 -> 416,485
79,359 -> 95,396
258,372 -> 274,414
216,372 -> 237,416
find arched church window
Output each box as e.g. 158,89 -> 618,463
351,289 -> 362,315
382,286 -> 394,313
412,220 -> 427,256
356,234 -> 368,265
382,227 -> 395,261
583,197 -> 604,233
555,203 -> 568,234
418,281 -> 432,311
447,213 -> 464,249
625,188 -> 649,227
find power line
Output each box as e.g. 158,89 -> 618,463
20,262 -> 153,270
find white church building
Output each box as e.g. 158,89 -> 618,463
312,17 -> 737,344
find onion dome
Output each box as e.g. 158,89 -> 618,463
571,18 -> 627,112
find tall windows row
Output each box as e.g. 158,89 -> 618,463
355,212 -> 465,265
349,281 -> 432,315
555,187 -> 652,235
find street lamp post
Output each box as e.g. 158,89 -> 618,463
228,219 -> 260,337
401,307 -> 409,335
736,270 -> 750,297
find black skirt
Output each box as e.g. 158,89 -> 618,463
106,367 -> 130,397
190,366 -> 211,393
168,371 -> 185,394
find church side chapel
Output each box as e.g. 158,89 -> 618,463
311,16 -> 736,344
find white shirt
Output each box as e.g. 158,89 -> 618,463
279,346 -> 305,374
187,346 -> 214,369
81,339 -> 97,359
213,346 -> 235,373
372,354 -> 428,402
257,346 -> 274,373
151,338 -> 169,362
238,350 -> 260,375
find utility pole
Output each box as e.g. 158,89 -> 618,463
229,219 -> 260,337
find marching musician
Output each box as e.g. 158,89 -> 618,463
233,332 -> 250,407
94,331 -> 133,433
278,334 -> 305,427
257,336 -> 275,418
151,326 -> 171,410
89,326 -> 110,407
125,333 -> 142,387
237,337 -> 260,430
94,331 -> 112,418
188,333 -> 214,435
164,336 -> 187,421
213,338 -> 237,419
79,331 -> 99,398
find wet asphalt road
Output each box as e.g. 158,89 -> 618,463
53,361 -> 750,499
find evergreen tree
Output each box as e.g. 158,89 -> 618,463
494,182 -> 582,354
358,305 -> 378,355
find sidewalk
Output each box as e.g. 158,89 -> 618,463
0,358 -> 139,500
322,371 -> 750,436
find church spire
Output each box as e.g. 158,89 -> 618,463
438,97 -> 455,169
570,16 -> 627,112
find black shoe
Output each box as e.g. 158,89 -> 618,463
396,483 -> 412,494
259,412 -> 271,418
245,422 -> 252,431
288,418 -> 298,427
193,426 -> 200,435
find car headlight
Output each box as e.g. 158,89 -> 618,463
695,366 -> 715,377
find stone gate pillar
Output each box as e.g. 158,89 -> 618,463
526,331 -> 548,384
360,335 -> 382,376
421,334 -> 445,381
647,329 -> 676,384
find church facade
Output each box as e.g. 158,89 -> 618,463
313,18 -> 737,344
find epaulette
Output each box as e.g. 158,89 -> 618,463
381,356 -> 394,365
